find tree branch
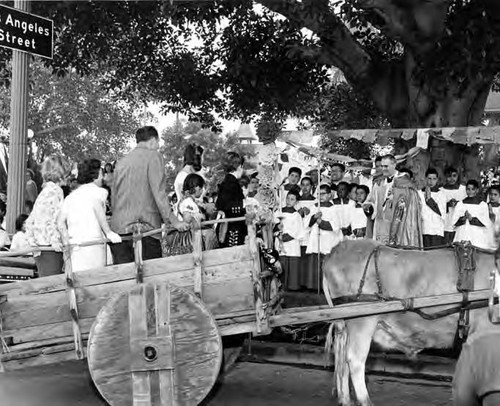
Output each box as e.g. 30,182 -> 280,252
257,0 -> 373,83
355,0 -> 450,53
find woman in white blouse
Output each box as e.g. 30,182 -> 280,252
58,159 -> 121,272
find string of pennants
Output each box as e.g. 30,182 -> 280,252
279,129 -> 425,169
329,126 -> 500,147
281,126 -> 500,148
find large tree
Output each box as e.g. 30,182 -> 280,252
0,0 -> 496,181
25,0 -> 500,129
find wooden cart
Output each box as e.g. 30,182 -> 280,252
0,217 -> 497,405
0,218 -> 282,405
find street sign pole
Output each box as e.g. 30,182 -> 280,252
6,0 -> 30,233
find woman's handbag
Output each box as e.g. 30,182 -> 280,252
162,229 -> 193,257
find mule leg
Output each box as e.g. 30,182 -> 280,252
346,317 -> 378,406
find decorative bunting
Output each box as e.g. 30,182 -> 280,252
299,125 -> 500,146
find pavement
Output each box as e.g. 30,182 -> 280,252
0,359 -> 452,406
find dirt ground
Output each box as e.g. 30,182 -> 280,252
0,360 -> 452,406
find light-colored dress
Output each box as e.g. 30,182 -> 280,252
61,183 -> 109,272
452,199 -> 490,249
26,181 -> 64,249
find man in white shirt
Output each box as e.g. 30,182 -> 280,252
419,168 -> 446,247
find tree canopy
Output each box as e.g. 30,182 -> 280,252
20,0 -> 499,132
0,60 -> 149,162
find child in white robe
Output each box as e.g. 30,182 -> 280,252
280,167 -> 302,207
332,181 -> 355,238
452,180 -> 490,249
275,190 -> 303,291
350,185 -> 370,239
297,177 -> 316,289
419,168 -> 447,248
306,184 -> 342,290
441,167 -> 467,244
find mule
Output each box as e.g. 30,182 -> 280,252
322,239 -> 500,406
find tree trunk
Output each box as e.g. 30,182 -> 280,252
367,53 -> 494,188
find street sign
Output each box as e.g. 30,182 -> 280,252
0,4 -> 53,59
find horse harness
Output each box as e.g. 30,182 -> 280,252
333,242 -> 489,346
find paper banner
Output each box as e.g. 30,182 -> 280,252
416,129 -> 430,149
465,127 -> 477,146
402,129 -> 416,140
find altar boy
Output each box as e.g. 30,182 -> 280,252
419,168 -> 447,247
305,184 -> 342,290
275,190 -> 304,291
452,180 -> 490,249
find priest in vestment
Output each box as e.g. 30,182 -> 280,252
388,172 -> 423,248
364,155 -> 422,247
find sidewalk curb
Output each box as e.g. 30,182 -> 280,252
241,341 -> 455,382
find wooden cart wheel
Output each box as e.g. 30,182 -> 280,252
87,283 -> 222,406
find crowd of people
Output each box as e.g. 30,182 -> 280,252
0,125 -> 496,290
272,155 -> 500,292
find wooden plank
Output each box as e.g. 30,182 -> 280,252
0,257 -> 36,269
0,267 -> 35,276
0,245 -> 252,297
62,248 -> 84,360
129,284 -> 151,406
4,308 -> 255,347
0,346 -> 88,371
218,321 -> 256,336
192,226 -> 203,298
156,284 -> 177,406
133,223 -> 144,284
269,289 -> 492,327
0,261 -> 254,331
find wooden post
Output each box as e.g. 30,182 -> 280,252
133,223 -> 144,284
192,221 -> 203,299
6,0 -> 31,233
62,247 -> 84,360
247,220 -> 270,335
155,284 -> 178,406
129,285 -> 151,406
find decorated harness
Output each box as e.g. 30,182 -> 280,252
333,242 -> 493,349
